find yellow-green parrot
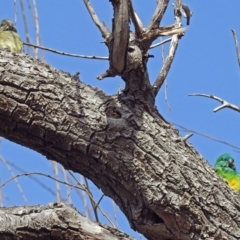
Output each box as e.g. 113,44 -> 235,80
215,153 -> 240,193
0,19 -> 23,53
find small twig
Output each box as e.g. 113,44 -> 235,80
52,161 -> 61,202
188,93 -> 240,113
84,177 -> 99,222
0,156 -> 28,205
20,0 -> 32,55
96,194 -> 105,207
3,157 -> 56,196
83,0 -> 110,39
61,166 -> 72,204
129,0 -> 143,37
231,29 -> 240,68
172,122 -> 240,151
111,200 -> 119,229
14,0 -> 17,25
182,133 -> 194,142
0,172 -> 84,190
23,42 -> 109,60
150,37 -> 172,49
68,171 -> 114,227
32,0 -> 40,58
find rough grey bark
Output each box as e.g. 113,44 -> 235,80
1,49 -> 240,240
0,202 -> 133,240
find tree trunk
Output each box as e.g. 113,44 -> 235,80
0,49 -> 240,240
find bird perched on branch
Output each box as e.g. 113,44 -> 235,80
215,153 -> 240,193
0,19 -> 23,53
181,3 -> 192,25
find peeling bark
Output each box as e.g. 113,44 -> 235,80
1,50 -> 240,239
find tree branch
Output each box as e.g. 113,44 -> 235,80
0,202 -> 133,239
24,42 -> 109,60
152,34 -> 179,96
1,50 -> 240,239
83,0 -> 110,39
152,1 -> 183,96
231,29 -> 240,68
188,93 -> 240,112
147,0 -> 170,31
150,37 -> 172,49
129,0 -> 143,37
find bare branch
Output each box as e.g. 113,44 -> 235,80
83,0 -> 110,39
172,122 -> 240,150
231,29 -> 240,68
157,26 -> 186,36
152,1 -> 183,96
182,133 -> 194,142
32,0 -> 40,58
150,37 -> 172,49
152,34 -> 179,96
147,0 -> 170,31
24,42 -> 109,60
129,0 -> 143,37
188,93 -> 240,112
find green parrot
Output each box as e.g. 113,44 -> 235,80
0,19 -> 23,53
215,153 -> 240,193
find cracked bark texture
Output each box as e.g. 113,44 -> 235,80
1,50 -> 240,240
0,202 -> 133,240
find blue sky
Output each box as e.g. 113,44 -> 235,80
0,1 -> 240,239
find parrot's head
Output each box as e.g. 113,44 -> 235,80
215,153 -> 236,173
0,19 -> 17,32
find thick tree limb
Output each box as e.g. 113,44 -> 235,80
0,202 -> 133,240
1,50 -> 240,239
188,93 -> 240,112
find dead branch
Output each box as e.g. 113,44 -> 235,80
129,0 -> 143,37
152,1 -> 183,96
83,0 -> 110,39
147,0 -> 170,31
231,29 -> 240,68
150,37 -> 172,49
188,93 -> 240,112
24,42 -> 109,60
172,122 -> 240,150
152,34 -> 179,96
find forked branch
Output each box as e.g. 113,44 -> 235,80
147,0 -> 170,31
188,93 -> 240,112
